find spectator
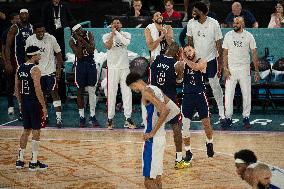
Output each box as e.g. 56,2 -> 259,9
162,0 -> 182,20
126,0 -> 150,17
41,0 -> 74,61
268,0 -> 284,28
0,11 -> 5,20
223,2 -> 258,28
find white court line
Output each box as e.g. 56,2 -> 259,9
0,119 -> 18,126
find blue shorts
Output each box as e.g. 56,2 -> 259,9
206,58 -> 217,78
75,56 -> 97,88
165,93 -> 180,125
181,92 -> 209,120
41,73 -> 57,92
22,98 -> 42,130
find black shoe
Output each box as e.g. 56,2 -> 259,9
206,143 -> 214,157
106,119 -> 113,130
29,161 -> 48,171
124,118 -> 136,129
16,160 -> 25,169
221,118 -> 232,130
183,150 -> 193,163
243,117 -> 251,129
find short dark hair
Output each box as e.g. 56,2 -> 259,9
33,23 -> 45,30
193,1 -> 208,15
126,72 -> 141,86
234,149 -> 257,165
26,45 -> 40,59
9,12 -> 18,20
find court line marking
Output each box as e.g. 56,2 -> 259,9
1,125 -> 284,135
0,119 -> 18,126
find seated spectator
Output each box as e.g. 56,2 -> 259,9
223,2 -> 258,28
126,0 -> 150,17
268,0 -> 284,28
162,0 -> 182,21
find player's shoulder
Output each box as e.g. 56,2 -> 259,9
187,18 -> 196,26
102,32 -> 111,39
207,16 -> 219,25
26,34 -> 36,41
121,31 -> 131,37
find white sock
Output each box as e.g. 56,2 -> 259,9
218,106 -> 225,119
79,109 -> 84,118
31,140 -> 39,163
206,137 -> 213,144
176,152 -> 182,162
184,145 -> 191,152
18,148 -> 25,161
56,112 -> 61,119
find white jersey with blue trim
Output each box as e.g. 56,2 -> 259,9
144,85 -> 166,137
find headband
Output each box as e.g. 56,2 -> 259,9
72,24 -> 81,32
27,50 -> 40,56
20,9 -> 28,13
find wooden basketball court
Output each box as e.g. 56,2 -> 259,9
0,127 -> 283,189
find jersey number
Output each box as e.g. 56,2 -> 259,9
157,71 -> 166,86
21,80 -> 30,94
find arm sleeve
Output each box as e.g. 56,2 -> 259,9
214,20 -> 223,41
52,35 -> 61,53
249,33 -> 257,50
115,31 -> 131,46
186,21 -> 192,37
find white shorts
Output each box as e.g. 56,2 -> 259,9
142,136 -> 166,179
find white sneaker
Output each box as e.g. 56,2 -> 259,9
8,107 -> 14,115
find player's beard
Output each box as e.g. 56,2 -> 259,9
187,53 -> 195,61
257,182 -> 269,189
193,14 -> 200,20
35,60 -> 39,65
154,18 -> 163,25
234,26 -> 241,32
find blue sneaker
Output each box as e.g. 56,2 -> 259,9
222,118 -> 233,130
16,160 -> 25,169
90,116 -> 99,128
243,117 -> 251,129
79,117 -> 86,128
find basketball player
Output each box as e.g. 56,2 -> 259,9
1,13 -> 20,115
14,45 -> 48,171
145,11 -> 174,61
176,45 -> 214,163
186,2 -> 225,124
252,163 -> 272,189
126,72 -> 180,189
223,16 -> 260,129
69,23 -> 99,127
234,149 -> 283,189
150,42 -> 189,169
5,9 -> 33,119
102,18 -> 136,130
26,23 -> 64,128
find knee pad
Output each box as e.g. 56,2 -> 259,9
53,100 -> 61,108
182,116 -> 191,138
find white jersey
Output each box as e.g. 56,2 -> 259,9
186,17 -> 222,61
26,33 -> 61,76
102,31 -> 131,69
145,85 -> 166,137
222,30 -> 256,71
146,23 -> 166,60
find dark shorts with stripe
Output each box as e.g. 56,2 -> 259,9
181,92 -> 209,120
40,73 -> 57,93
166,93 -> 180,125
206,58 -> 217,78
22,98 -> 42,130
75,56 -> 97,88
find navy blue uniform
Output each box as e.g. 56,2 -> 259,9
150,54 -> 179,124
15,24 -> 33,66
72,31 -> 97,88
206,58 -> 218,79
18,63 -> 41,130
182,59 -> 209,120
40,73 -> 57,92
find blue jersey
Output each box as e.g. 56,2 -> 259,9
18,63 -> 37,100
71,31 -> 93,58
183,59 -> 206,94
15,23 -> 33,66
150,55 -> 177,99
